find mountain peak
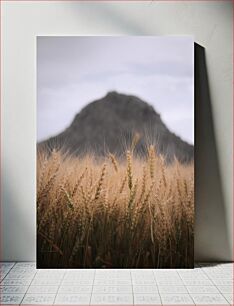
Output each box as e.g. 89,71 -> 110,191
39,92 -> 193,163
106,90 -> 119,97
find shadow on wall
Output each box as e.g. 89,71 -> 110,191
195,43 -> 231,261
68,3 -> 149,35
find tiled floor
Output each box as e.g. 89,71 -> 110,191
0,262 -> 233,305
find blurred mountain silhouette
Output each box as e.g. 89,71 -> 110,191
38,91 -> 194,163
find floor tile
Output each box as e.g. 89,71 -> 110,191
21,293 -> 56,305
207,273 -> 232,278
92,285 -> 132,294
154,275 -> 181,280
93,279 -> 132,285
14,262 -> 36,268
0,279 -> 32,286
190,293 -> 229,305
27,285 -> 59,294
179,274 -> 209,280
10,267 -> 36,272
94,276 -> 132,281
178,271 -> 206,276
0,294 -> 24,305
132,273 -> 154,277
0,272 -> 9,280
157,274 -> 173,278
132,277 -> 155,282
223,293 -> 233,304
62,278 -> 93,285
186,285 -> 219,293
134,294 -> 161,305
212,279 -> 233,285
35,271 -> 63,276
62,276 -> 93,283
132,272 -> 154,278
95,271 -> 131,275
35,274 -> 64,280
160,294 -> 194,305
217,285 -> 233,293
36,269 -> 65,275
91,294 -> 133,305
54,294 -> 91,305
63,273 -> 93,280
0,262 -> 15,268
153,270 -> 179,274
181,279 -> 213,285
132,279 -> 156,285
158,285 -> 187,294
95,274 -> 130,279
66,268 -> 95,273
133,285 -> 158,294
4,273 -> 35,280
58,285 -> 92,294
156,279 -> 184,285
0,268 -> 14,275
0,285 -> 28,294
31,278 -> 61,286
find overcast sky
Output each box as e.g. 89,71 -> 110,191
37,36 -> 194,144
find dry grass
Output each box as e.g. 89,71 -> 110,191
37,146 -> 194,268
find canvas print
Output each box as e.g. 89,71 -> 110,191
37,36 -> 194,268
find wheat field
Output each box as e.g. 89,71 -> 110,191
37,145 -> 194,268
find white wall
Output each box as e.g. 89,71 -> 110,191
2,1 -> 232,261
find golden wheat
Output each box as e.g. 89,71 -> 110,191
37,147 -> 194,268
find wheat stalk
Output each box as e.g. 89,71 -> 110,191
148,145 -> 156,179
126,150 -> 133,190
94,163 -> 106,200
109,153 -> 118,172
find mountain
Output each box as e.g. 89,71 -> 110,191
38,91 -> 194,163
